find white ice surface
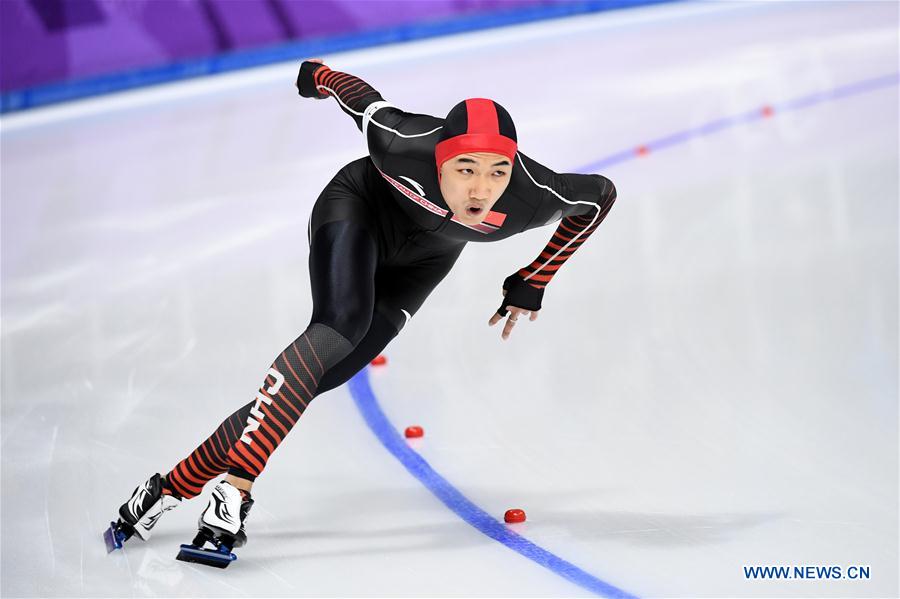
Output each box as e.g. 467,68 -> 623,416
1,1 -> 898,597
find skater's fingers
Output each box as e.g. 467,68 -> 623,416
501,309 -> 526,340
489,311 -> 503,326
530,310 -> 539,321
501,317 -> 516,340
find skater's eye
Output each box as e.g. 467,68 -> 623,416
493,170 -> 508,177
459,168 -> 474,175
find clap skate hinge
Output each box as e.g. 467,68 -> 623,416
175,528 -> 238,568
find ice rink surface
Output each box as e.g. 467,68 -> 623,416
2,1 -> 898,597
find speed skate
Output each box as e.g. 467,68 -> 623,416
175,480 -> 254,569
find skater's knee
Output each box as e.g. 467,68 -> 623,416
300,321 -> 357,371
310,304 -> 372,347
316,308 -> 401,394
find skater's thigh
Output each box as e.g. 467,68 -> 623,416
307,169 -> 381,345
307,157 -> 378,245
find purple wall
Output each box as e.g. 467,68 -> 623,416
0,0 -> 548,92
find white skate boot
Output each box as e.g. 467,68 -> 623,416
103,473 -> 182,552
175,480 -> 253,568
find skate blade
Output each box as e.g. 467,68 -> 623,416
103,522 -> 125,553
176,544 -> 237,569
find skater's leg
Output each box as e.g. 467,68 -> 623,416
166,218 -> 378,498
107,160 -> 385,550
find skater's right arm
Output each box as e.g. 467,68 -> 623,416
296,60 -> 410,166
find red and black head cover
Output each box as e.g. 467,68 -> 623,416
435,99 -> 517,180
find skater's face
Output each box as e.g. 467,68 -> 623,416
439,152 -> 513,225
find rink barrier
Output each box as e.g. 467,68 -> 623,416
0,0 -> 677,114
348,367 -> 638,599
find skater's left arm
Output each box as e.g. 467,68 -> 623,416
489,172 -> 616,340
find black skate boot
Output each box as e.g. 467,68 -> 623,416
103,473 -> 182,553
175,480 -> 253,568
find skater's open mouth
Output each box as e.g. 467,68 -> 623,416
466,205 -> 484,216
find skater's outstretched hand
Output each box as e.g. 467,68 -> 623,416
488,289 -> 539,341
488,272 -> 543,340
296,58 -> 329,98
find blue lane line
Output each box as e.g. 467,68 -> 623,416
348,368 -> 637,599
575,72 -> 900,173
